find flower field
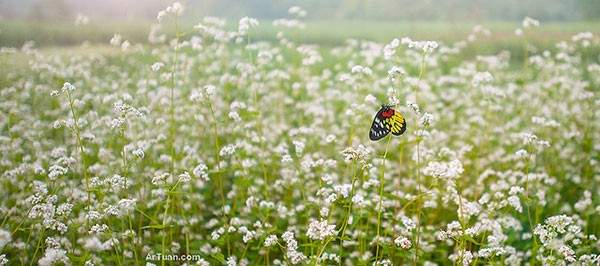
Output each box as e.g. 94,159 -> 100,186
0,3 -> 599,266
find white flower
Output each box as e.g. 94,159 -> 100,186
387,66 -> 406,81
0,230 -> 10,249
132,148 -> 145,159
422,41 -> 439,53
74,14 -> 89,26
178,171 -> 191,183
239,17 -> 259,34
61,82 -> 76,93
306,219 -> 337,241
190,90 -> 203,101
151,62 -> 164,72
515,149 -> 529,159
205,85 -> 216,96
522,17 -> 540,28
151,172 -> 169,186
515,28 -> 523,36
288,6 -> 306,17
406,100 -> 420,115
48,165 -> 68,180
394,236 -> 412,249
325,134 -> 336,143
383,38 -> 400,59
472,71 -> 494,86
264,235 -> 278,247
420,113 -> 434,127
110,34 -> 122,46
219,144 -> 236,156
341,145 -> 371,166
423,159 -> 464,179
228,111 -> 241,122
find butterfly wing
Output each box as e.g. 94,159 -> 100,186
369,108 -> 391,141
388,111 -> 407,136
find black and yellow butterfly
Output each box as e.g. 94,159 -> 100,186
369,105 -> 407,141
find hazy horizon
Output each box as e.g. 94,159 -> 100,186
1,0 -> 599,22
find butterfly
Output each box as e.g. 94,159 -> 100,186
369,105 -> 407,141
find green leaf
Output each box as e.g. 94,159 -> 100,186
211,252 -> 226,264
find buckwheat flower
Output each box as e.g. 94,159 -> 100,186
226,256 -> 237,266
558,245 -> 576,263
205,85 -> 216,96
574,190 -> 592,212
351,65 -> 372,75
422,41 -> 439,53
515,149 -> 529,159
0,230 -> 10,249
293,140 -> 305,154
515,28 -> 523,36
546,215 -> 573,234
89,224 -> 109,234
472,71 -> 494,86
48,165 -> 68,180
192,163 -> 209,182
406,100 -> 420,115
423,159 -> 464,179
537,140 -> 551,150
38,249 -> 69,266
521,132 -> 538,145
0,254 -> 7,266
61,82 -> 76,93
420,113 -> 434,127
239,17 -> 259,35
132,148 -> 145,159
157,10 -> 167,21
307,219 -> 337,241
225,110 -> 242,122
325,134 -> 336,143
117,198 -> 136,212
178,171 -> 191,183
151,172 -> 169,186
50,90 -> 60,97
507,195 -> 522,213
522,16 -> 540,28
264,235 -> 278,247
534,225 -> 556,246
383,39 -> 400,60
394,236 -> 412,249
75,13 -> 89,26
151,62 -> 164,72
56,203 -> 73,216
190,89 -> 204,102
121,40 -> 130,51
400,37 -> 414,46
288,6 -> 306,17
220,144 -> 236,156
321,174 -> 335,185
110,117 -> 125,129
170,2 -> 184,15
281,154 -> 293,163
387,66 -> 406,81
352,193 -> 365,207
333,184 -> 352,198
342,145 -> 371,167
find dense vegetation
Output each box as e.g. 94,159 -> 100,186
0,2 -> 599,265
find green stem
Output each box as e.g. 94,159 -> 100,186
65,91 -> 90,230
206,97 -> 230,256
338,163 -> 358,265
375,134 -> 393,262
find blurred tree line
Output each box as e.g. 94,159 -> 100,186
1,0 -> 599,21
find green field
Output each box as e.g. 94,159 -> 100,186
1,7 -> 599,266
